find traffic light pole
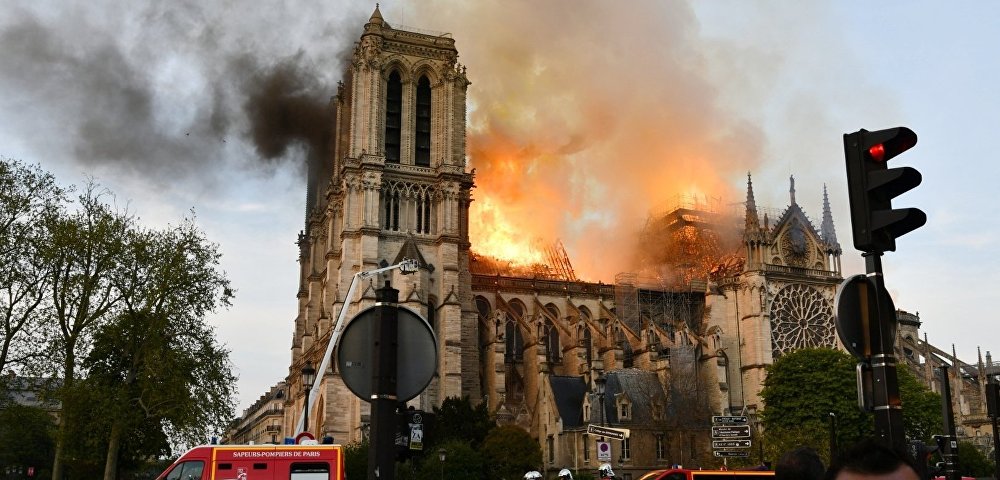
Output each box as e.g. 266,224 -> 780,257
864,253 -> 905,452
368,282 -> 400,480
938,366 -> 960,480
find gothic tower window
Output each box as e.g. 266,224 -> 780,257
545,319 -> 560,364
414,75 -> 431,166
416,190 -> 432,234
385,71 -> 402,163
583,328 -> 593,368
383,190 -> 400,231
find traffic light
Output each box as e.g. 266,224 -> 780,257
843,127 -> 926,253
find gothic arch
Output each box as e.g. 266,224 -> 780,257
411,61 -> 443,85
381,58 -> 413,83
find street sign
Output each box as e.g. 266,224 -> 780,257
835,274 -> 897,360
712,415 -> 748,425
713,440 -> 752,449
714,451 -> 750,458
597,440 -> 612,461
337,305 -> 438,402
587,424 -> 629,440
711,425 -> 751,439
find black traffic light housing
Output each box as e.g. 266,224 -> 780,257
843,127 -> 926,253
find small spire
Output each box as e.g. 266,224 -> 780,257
369,4 -> 385,25
820,184 -> 840,251
789,175 -> 796,205
744,172 -> 761,235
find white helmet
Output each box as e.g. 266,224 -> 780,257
559,468 -> 574,479
524,471 -> 543,480
599,463 -> 615,478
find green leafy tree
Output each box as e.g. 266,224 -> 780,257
85,216 -> 235,479
760,348 -> 944,465
0,401 -> 56,477
760,348 -> 871,463
414,439 -> 484,480
0,157 -> 65,374
431,396 -> 494,449
344,439 -> 369,480
481,424 -> 542,480
45,182 -> 133,480
896,366 -> 941,441
956,440 -> 993,477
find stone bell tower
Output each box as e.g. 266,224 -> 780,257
289,6 -> 477,443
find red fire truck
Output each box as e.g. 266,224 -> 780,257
155,444 -> 344,480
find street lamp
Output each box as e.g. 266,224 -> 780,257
594,373 -> 607,427
438,448 -> 446,480
828,412 -> 838,460
301,361 -> 316,433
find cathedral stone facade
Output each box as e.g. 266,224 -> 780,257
272,7 -> 996,478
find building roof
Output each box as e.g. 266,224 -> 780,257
549,375 -> 587,428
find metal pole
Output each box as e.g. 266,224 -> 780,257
938,366 -> 960,480
864,253 -> 905,451
303,389 -> 310,434
992,409 -> 1000,480
368,281 -> 400,480
991,378 -> 1000,480
829,412 -> 838,461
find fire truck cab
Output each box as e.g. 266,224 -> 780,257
155,444 -> 344,480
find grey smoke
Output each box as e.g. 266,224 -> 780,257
0,2 -> 366,187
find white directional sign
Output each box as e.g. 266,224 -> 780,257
587,424 -> 630,440
712,415 -> 748,425
711,425 -> 751,439
713,439 -> 752,449
714,450 -> 750,458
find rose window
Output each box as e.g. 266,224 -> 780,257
770,284 -> 835,356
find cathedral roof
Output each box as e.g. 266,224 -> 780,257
548,375 -> 587,428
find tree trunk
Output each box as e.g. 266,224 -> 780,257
103,421 -> 123,480
51,346 -> 76,480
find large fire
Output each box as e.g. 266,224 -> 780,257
408,2 -> 767,282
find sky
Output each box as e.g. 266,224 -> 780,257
2,1 -> 998,413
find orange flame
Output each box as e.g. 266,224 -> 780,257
407,3 -> 767,282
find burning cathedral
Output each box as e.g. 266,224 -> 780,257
223,6 -> 998,476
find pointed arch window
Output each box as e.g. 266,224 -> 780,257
414,75 -> 431,166
545,319 -> 561,364
583,328 -> 592,368
385,71 -> 402,163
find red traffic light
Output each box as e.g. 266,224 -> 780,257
868,144 -> 885,161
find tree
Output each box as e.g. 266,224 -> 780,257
84,216 -> 235,479
412,439 -> 484,480
431,396 -> 494,449
896,366 -> 941,441
760,348 -> 943,464
0,401 -> 56,477
46,181 -> 133,480
480,424 -> 542,480
956,440 -> 993,477
760,348 -> 872,463
0,157 -> 65,375
344,439 -> 369,480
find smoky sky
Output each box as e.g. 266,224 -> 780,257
0,2 -> 367,189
